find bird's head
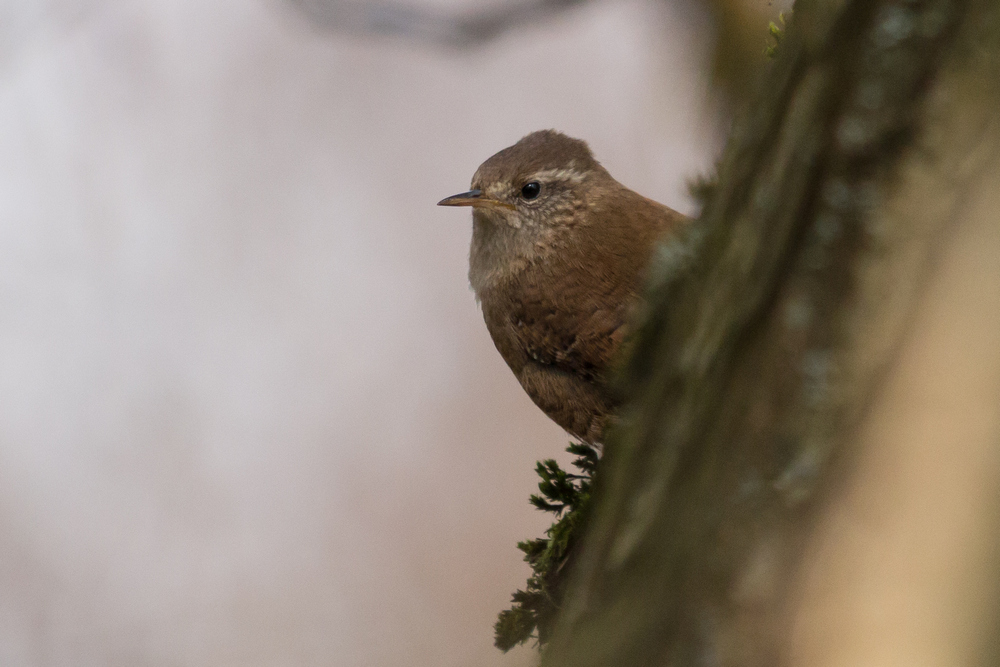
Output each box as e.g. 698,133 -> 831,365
438,130 -> 609,232
439,130 -> 620,294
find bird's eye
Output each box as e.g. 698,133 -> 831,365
520,181 -> 541,200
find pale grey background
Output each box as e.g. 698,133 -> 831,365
0,0 -> 728,664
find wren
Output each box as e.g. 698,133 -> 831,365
439,130 -> 688,444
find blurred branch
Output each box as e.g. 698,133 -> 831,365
287,0 -> 786,106
286,0 -> 785,103
286,0 -> 589,47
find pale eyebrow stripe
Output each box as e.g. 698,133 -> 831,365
532,167 -> 587,184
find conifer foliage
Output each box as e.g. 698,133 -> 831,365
493,442 -> 599,652
764,12 -> 786,59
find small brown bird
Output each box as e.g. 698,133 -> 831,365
439,130 -> 688,444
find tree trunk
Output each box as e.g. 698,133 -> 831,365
542,0 -> 1000,665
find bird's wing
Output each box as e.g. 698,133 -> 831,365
509,290 -> 628,382
517,361 -> 613,443
488,253 -> 636,387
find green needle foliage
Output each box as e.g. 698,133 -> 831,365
764,12 -> 787,59
494,442 -> 599,652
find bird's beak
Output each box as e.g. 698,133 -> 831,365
437,189 -> 515,210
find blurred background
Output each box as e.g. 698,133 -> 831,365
0,0 -> 785,665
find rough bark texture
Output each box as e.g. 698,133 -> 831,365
541,0 -> 1000,665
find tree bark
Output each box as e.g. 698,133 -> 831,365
542,1 -> 1000,665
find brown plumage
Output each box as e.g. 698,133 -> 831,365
439,130 -> 688,444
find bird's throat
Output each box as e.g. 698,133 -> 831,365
467,211 -> 562,297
